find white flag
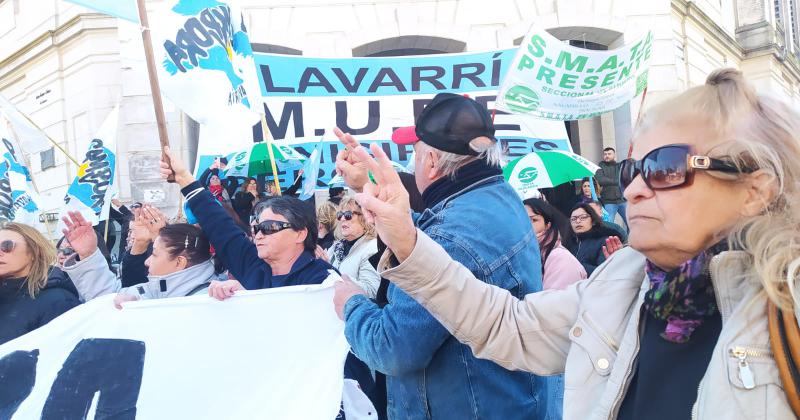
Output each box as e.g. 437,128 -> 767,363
0,284 -> 349,419
0,95 -> 52,154
0,116 -> 40,224
57,107 -> 118,231
154,1 -> 264,128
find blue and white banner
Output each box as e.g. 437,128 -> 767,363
197,48 -> 571,190
0,284 -> 350,419
63,0 -> 140,23
154,0 -> 263,128
0,115 -> 40,224
57,108 -> 118,230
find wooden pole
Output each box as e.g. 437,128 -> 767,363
260,114 -> 282,196
628,86 -> 648,159
136,0 -> 173,180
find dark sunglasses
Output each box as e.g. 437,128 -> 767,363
619,144 -> 754,191
60,247 -> 75,256
336,210 -> 362,221
0,239 -> 15,253
252,220 -> 294,236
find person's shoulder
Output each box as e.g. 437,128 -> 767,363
37,285 -> 80,304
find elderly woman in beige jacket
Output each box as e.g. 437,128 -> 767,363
328,197 -> 381,298
334,69 -> 800,419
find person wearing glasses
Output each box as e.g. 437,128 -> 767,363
159,147 -> 333,299
61,212 -> 218,308
328,198 -> 380,299
565,203 -> 623,275
0,223 -> 80,345
343,68 -> 799,419
524,198 -> 586,290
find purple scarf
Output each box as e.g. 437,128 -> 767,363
643,242 -> 727,343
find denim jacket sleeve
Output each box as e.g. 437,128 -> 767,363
343,232 -> 490,375
183,181 -> 262,288
343,289 -> 452,376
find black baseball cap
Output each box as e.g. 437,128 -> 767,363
392,93 -> 497,156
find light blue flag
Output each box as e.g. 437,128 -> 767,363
0,121 -> 40,224
64,0 -> 140,23
299,138 -> 324,201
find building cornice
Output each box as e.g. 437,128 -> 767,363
0,14 -> 118,80
671,0 -> 743,59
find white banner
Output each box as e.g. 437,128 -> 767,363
0,285 -> 349,419
0,95 -> 51,154
497,26 -> 653,120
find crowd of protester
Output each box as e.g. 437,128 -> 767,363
1,68 -> 799,419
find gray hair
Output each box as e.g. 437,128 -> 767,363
420,138 -> 504,178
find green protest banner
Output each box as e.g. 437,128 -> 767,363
496,26 -> 653,120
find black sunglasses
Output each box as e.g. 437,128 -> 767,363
252,220 -> 294,236
0,239 -> 15,254
619,144 -> 754,192
336,210 -> 362,221
60,247 -> 75,256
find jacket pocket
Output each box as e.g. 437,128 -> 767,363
724,344 -> 790,419
564,311 -> 618,390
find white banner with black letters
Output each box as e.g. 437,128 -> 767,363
0,285 -> 349,419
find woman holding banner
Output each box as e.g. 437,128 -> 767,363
339,69 -> 800,419
0,223 -> 80,344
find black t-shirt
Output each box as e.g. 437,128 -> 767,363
617,310 -> 722,420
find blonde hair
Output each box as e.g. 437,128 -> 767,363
316,201 -> 338,233
637,68 -> 800,310
334,196 -> 376,240
2,223 -> 56,298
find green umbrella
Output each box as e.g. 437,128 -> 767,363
223,141 -> 306,178
503,151 -> 600,197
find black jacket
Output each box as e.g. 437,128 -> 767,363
183,181 -> 332,289
595,160 -> 624,204
120,244 -> 152,288
565,225 -> 619,275
0,276 -> 80,345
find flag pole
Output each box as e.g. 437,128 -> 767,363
260,114 -> 282,196
136,0 -> 173,180
2,111 -> 80,166
627,86 -> 648,159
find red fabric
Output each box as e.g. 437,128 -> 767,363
208,185 -> 225,202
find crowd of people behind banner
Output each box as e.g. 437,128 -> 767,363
1,68 -> 800,419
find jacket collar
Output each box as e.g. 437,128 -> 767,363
146,260 -> 215,289
0,278 -> 26,300
708,250 -> 753,323
421,160 -> 503,209
284,250 -> 318,277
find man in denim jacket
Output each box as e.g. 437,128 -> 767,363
334,93 -> 554,419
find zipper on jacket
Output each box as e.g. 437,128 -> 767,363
729,346 -> 771,390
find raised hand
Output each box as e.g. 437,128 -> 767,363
160,146 -> 195,187
352,144 -> 417,262
602,236 -> 624,258
333,127 -> 370,192
61,211 -> 98,260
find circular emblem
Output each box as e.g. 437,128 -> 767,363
504,85 -> 540,113
518,167 -> 539,185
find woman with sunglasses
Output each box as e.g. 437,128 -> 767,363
328,197 -> 380,298
0,223 -> 80,345
159,148 -> 333,300
61,212 -> 218,308
342,68 -> 799,419
524,198 -> 586,290
565,203 -> 623,275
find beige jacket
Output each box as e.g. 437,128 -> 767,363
380,230 -> 795,419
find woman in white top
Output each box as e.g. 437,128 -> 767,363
327,197 -> 380,298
